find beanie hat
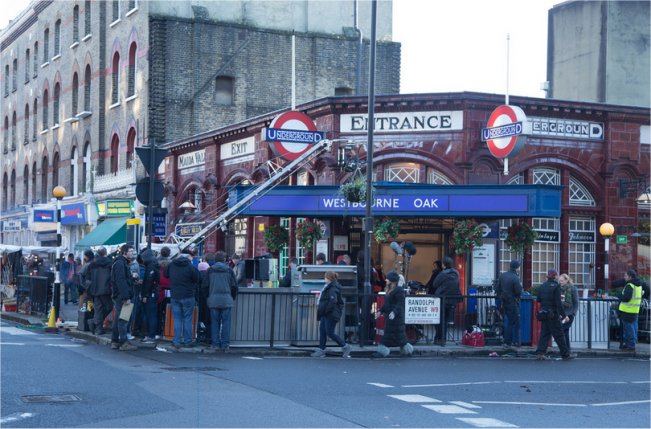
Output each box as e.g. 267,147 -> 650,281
547,269 -> 558,279
386,271 -> 400,283
510,260 -> 520,270
198,262 -> 210,271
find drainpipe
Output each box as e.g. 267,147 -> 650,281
354,0 -> 363,95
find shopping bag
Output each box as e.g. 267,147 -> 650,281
462,326 -> 485,347
119,302 -> 134,322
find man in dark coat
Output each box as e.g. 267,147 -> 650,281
86,247 -> 113,335
425,260 -> 443,295
139,249 -> 160,343
374,270 -> 413,357
166,248 -> 201,348
534,269 -> 575,360
431,256 -> 461,345
203,251 -> 238,351
231,254 -> 247,288
110,244 -> 137,351
496,260 -> 524,347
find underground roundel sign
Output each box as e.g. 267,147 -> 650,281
265,111 -> 325,161
481,105 -> 527,159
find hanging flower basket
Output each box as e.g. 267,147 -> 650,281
339,176 -> 369,203
263,224 -> 289,253
451,219 -> 484,255
295,220 -> 323,249
505,221 -> 538,257
373,217 -> 400,243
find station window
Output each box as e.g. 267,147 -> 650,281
569,176 -> 595,206
279,217 -> 290,279
426,170 -> 452,185
531,217 -> 560,287
384,163 -> 420,183
568,216 -> 596,289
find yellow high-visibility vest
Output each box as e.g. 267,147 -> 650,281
619,283 -> 643,315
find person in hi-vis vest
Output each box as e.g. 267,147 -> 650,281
619,269 -> 644,351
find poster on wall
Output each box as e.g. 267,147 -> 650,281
471,244 -> 496,286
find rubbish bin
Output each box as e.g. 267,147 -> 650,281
503,293 -> 533,345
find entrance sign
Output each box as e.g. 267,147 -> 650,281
405,296 -> 440,324
340,111 -> 463,133
482,105 -> 528,158
265,111 -> 324,161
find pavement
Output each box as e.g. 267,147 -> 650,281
2,303 -> 649,359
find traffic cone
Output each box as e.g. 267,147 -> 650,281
47,306 -> 56,328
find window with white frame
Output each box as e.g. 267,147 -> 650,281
426,169 -> 453,184
233,218 -> 247,257
280,217 -> 290,278
568,216 -> 596,289
531,217 -> 560,287
533,167 -> 560,186
295,217 -> 306,266
569,176 -> 595,206
384,163 -> 420,183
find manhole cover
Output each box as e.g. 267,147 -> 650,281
161,366 -> 225,372
21,394 -> 82,403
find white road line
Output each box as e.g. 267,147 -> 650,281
632,381 -> 651,384
0,327 -> 37,335
44,344 -> 82,347
367,382 -> 394,388
0,342 -> 26,345
422,404 -> 477,414
403,381 -> 498,388
450,401 -> 482,409
473,401 -> 586,407
388,394 -> 440,403
505,380 -> 627,384
0,412 -> 35,425
242,356 -> 263,360
456,417 -> 518,428
591,400 -> 651,407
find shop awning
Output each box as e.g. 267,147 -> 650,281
74,217 -> 127,249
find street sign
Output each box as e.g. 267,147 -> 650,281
481,105 -> 528,158
265,111 -> 324,161
136,145 -> 169,176
616,235 -> 627,244
135,178 -> 164,206
145,212 -> 167,237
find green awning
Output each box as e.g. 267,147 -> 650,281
75,217 -> 127,249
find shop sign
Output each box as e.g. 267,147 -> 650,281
535,230 -> 560,242
333,235 -> 348,251
2,219 -> 23,231
568,231 -> 595,242
175,222 -> 204,238
221,136 -> 255,165
405,296 -> 440,324
96,202 -> 107,217
616,235 -> 628,245
178,149 -> 206,174
36,231 -> 58,242
61,202 -> 87,225
529,117 -> 603,140
33,210 -> 55,223
105,200 -> 133,217
340,111 -> 463,133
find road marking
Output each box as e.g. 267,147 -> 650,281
403,381 -> 498,388
242,356 -> 263,360
44,344 -> 82,348
388,394 -> 440,403
456,417 -> 518,428
591,400 -> 651,407
474,401 -> 586,407
632,381 -> 651,384
0,412 -> 35,425
368,382 -> 394,388
505,380 -> 627,384
450,401 -> 482,409
422,404 -> 477,414
0,327 -> 37,335
0,342 -> 26,345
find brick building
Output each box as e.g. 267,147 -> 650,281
162,92 -> 650,291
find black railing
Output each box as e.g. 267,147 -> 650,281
16,275 -> 52,316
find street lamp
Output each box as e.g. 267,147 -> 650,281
52,185 -> 66,326
599,222 -> 614,296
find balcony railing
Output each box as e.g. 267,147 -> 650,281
93,166 -> 135,193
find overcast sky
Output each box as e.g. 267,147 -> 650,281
1,0 -> 559,98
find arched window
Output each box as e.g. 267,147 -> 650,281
111,52 -> 120,104
33,42 -> 38,77
532,167 -> 560,186
32,99 -> 38,141
569,176 -> 595,206
3,116 -> 8,153
84,0 -> 91,36
41,156 -> 48,202
110,134 -> 119,173
52,152 -> 59,187
42,89 -> 49,129
43,28 -> 49,63
384,163 -> 420,183
127,42 -> 137,97
54,19 -> 61,56
23,164 -> 29,204
72,73 -> 79,115
427,170 -> 453,185
2,173 -> 7,209
83,141 -> 91,192
73,6 -> 79,43
70,146 -> 79,195
11,111 -> 16,150
12,58 -> 17,91
25,48 -> 30,83
10,169 -> 16,208
53,83 -> 60,125
84,64 -> 91,112
126,127 -> 136,168
24,104 -> 29,144
31,162 -> 37,202
4,64 -> 8,96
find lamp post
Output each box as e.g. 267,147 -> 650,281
52,185 -> 66,323
599,222 -> 614,297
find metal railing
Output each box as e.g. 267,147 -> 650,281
16,275 -> 52,316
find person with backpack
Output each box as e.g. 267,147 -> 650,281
86,247 -> 113,336
311,271 -> 351,358
139,249 -> 160,344
110,244 -> 137,351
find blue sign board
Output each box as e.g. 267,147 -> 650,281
230,184 -> 562,218
149,213 -> 167,237
33,210 -> 55,223
265,127 -> 325,144
61,203 -> 87,225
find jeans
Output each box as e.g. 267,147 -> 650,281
142,295 -> 159,339
210,307 -> 232,348
111,299 -> 129,344
171,297 -> 195,345
64,281 -> 78,303
503,301 -> 521,346
622,318 -> 637,349
318,316 -> 345,349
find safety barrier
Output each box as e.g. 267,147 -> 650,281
16,275 -> 52,316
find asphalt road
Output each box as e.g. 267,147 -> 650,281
1,320 -> 649,428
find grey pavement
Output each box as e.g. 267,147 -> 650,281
2,301 -> 649,359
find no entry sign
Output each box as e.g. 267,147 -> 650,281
481,105 -> 528,158
265,111 -> 325,161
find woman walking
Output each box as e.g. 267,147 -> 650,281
311,271 -> 352,358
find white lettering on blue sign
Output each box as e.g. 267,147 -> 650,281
481,122 -> 522,141
413,198 -> 439,208
266,128 -> 324,144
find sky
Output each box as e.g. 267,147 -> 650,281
0,0 -> 559,98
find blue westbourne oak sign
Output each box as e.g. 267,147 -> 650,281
230,184 -> 562,218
